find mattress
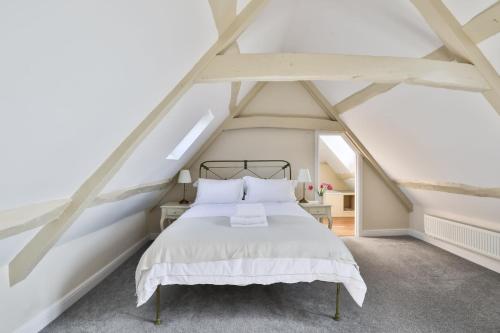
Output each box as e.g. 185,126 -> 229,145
135,202 -> 366,307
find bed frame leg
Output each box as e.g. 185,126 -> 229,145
155,286 -> 161,325
334,283 -> 340,321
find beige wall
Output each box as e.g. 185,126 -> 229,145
319,162 -> 352,191
152,128 -> 410,234
0,211 -> 147,333
243,82 -> 329,119
164,127 -> 316,203
362,159 -> 409,230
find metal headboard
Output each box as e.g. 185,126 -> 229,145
199,160 -> 292,180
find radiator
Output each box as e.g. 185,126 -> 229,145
424,214 -> 500,260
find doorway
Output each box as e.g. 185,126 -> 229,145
315,132 -> 360,237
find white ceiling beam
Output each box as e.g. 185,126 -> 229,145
411,0 -> 500,116
8,0 -> 270,285
0,200 -> 70,241
397,180 -> 500,199
198,53 -> 489,91
334,2 -> 500,114
223,116 -> 344,132
0,179 -> 172,240
208,0 -> 242,111
335,47 -> 455,114
91,179 -> 171,207
301,81 -> 414,212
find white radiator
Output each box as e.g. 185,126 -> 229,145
424,214 -> 500,260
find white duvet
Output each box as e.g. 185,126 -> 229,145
135,202 -> 367,307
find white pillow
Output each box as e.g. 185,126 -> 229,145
243,176 -> 297,203
193,178 -> 244,205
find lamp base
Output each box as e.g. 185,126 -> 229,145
179,199 -> 189,204
299,198 -> 308,204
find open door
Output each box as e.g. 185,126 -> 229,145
315,132 -> 361,237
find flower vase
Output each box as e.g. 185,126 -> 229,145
320,195 -> 324,204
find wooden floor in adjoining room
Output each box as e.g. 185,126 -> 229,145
320,217 -> 355,237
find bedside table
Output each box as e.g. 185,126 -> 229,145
159,203 -> 190,231
299,202 -> 333,229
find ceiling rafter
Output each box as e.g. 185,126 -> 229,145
8,0 -> 270,286
396,180 -> 500,199
300,81 -> 414,212
0,179 -> 172,240
208,0 -> 242,111
411,0 -> 500,116
198,53 -> 489,92
223,116 -> 343,132
334,2 -> 500,115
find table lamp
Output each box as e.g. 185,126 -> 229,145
297,168 -> 311,203
178,169 -> 192,204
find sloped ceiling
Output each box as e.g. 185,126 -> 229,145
1,0 -> 500,260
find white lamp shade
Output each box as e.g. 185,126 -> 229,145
297,168 -> 311,182
178,170 -> 192,184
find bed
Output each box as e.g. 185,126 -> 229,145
135,160 -> 366,325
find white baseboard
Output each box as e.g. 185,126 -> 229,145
407,229 -> 500,274
15,235 -> 150,333
361,228 -> 409,237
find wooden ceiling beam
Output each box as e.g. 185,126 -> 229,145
8,0 -> 270,285
411,0 -> 500,116
198,53 -> 489,91
223,116 -> 344,132
334,2 -> 500,114
0,179 -> 172,240
208,0 -> 242,111
397,180 -> 500,199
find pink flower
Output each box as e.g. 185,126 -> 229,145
327,184 -> 333,191
320,184 -> 324,189
307,185 -> 314,191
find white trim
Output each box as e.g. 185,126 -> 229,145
361,228 -> 409,237
408,229 -> 500,274
354,150 -> 363,237
15,235 -> 150,333
315,130 -> 362,237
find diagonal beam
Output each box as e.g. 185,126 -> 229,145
300,81 -> 413,212
208,0 -> 242,111
198,53 -> 489,91
396,180 -> 500,199
8,0 -> 270,285
335,2 -> 500,114
411,0 -> 500,116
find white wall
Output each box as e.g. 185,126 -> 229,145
0,0 -> 217,211
0,211 -> 147,333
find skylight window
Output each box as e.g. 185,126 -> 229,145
320,135 -> 356,171
166,110 -> 214,160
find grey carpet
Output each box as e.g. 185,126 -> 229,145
42,237 -> 500,333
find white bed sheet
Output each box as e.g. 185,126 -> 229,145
136,202 -> 366,307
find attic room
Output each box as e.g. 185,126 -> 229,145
0,1 -> 499,332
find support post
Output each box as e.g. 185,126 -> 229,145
334,283 -> 340,321
155,286 -> 161,325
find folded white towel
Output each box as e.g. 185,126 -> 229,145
230,215 -> 268,227
235,203 -> 266,217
